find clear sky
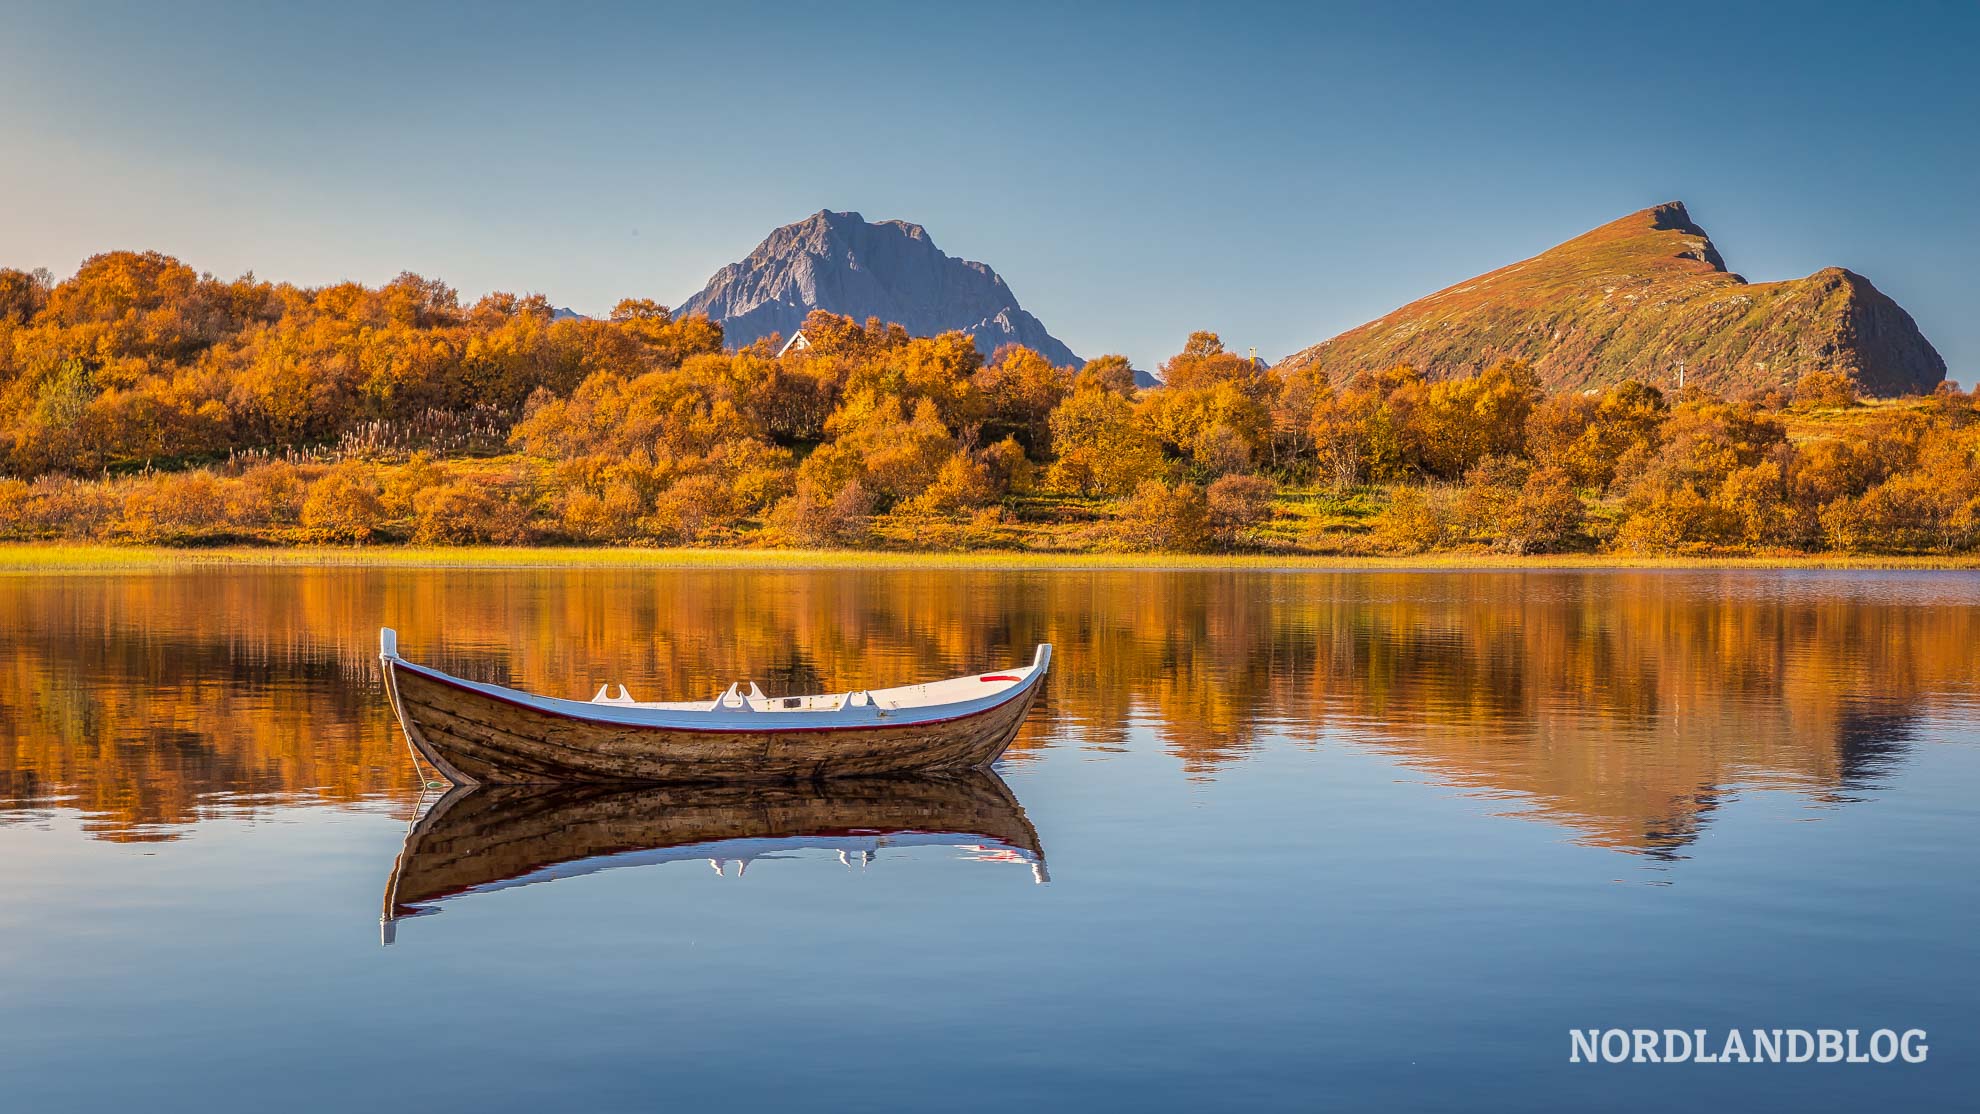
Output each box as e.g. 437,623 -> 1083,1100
3,0 -> 1974,380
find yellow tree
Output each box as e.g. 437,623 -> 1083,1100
976,344 -> 1070,453
1142,332 -> 1275,476
1046,375 -> 1166,496
1410,359 -> 1542,480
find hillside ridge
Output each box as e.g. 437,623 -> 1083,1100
1274,202 -> 1945,396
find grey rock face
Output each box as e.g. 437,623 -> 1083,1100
678,210 -> 1081,366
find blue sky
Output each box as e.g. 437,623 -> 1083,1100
3,1 -> 1974,380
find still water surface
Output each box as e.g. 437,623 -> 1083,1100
2,568 -> 1976,1111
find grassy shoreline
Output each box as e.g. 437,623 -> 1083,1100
4,542 -> 1979,573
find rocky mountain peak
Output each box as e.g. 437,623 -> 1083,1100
1646,201 -> 1728,271
678,211 -> 1078,367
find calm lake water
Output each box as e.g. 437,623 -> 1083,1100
2,567 -> 1976,1111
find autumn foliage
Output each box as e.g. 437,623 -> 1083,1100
1,252 -> 1975,555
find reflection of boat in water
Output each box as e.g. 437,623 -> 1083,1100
379,628 -> 1051,784
381,770 -> 1047,943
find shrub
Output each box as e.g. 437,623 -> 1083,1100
1371,485 -> 1455,554
1614,484 -> 1726,553
965,505 -> 1015,544
228,461 -> 306,526
116,471 -> 228,543
303,462 -> 386,543
768,478 -> 875,547
905,453 -> 995,517
381,452 -> 445,519
559,480 -> 645,541
1927,381 -> 1975,427
832,396 -> 955,502
0,479 -> 32,538
647,474 -> 735,543
1206,473 -> 1275,545
1821,473 -> 1979,554
714,439 -> 796,512
729,460 -> 795,513
1501,468 -> 1586,554
977,435 -> 1035,495
1525,379 -> 1669,492
884,504 -> 1017,551
1794,371 -> 1859,410
0,476 -> 120,539
1113,480 -> 1210,552
1446,458 -> 1586,554
1715,461 -> 1793,548
411,478 -> 532,545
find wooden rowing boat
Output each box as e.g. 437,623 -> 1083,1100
380,770 -> 1047,941
378,628 -> 1051,785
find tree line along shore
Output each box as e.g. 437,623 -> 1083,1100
2,252 -> 1977,557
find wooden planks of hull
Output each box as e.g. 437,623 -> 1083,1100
386,659 -> 1043,785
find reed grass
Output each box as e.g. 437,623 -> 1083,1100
4,542 -> 1978,573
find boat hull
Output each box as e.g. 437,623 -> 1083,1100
383,656 -> 1046,785
383,771 -> 1045,928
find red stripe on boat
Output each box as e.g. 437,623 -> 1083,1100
980,674 -> 1021,682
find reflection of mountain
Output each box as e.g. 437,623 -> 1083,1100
3,569 -> 1976,856
1284,576 -> 1955,857
1364,696 -> 1925,860
382,771 -> 1045,941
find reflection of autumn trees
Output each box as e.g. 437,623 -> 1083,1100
2,570 -> 1973,850
0,574 -> 420,840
